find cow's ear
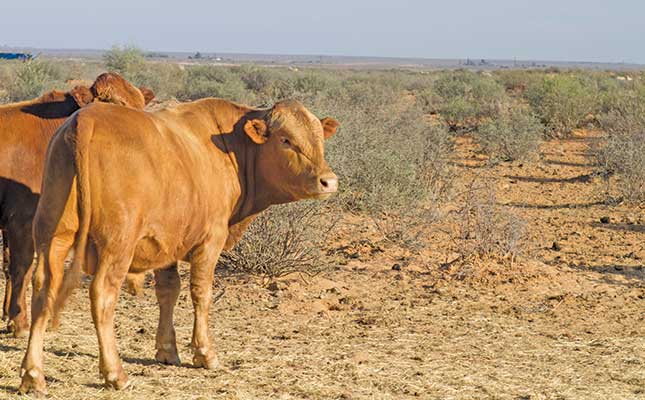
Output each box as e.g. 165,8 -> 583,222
70,86 -> 94,107
320,117 -> 339,139
139,86 -> 155,105
244,119 -> 269,144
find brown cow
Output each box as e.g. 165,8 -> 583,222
19,98 -> 339,394
0,73 -> 154,337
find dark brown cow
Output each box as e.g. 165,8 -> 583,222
0,73 -> 154,337
19,98 -> 339,394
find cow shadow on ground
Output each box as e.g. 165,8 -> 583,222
448,161 -> 488,169
591,222 -> 645,233
49,347 -> 96,359
81,382 -> 105,389
0,342 -> 21,352
122,355 -> 193,369
567,263 -> 645,283
500,199 -> 608,210
504,173 -> 594,184
543,158 -> 598,168
0,340 -> 97,360
545,259 -> 644,286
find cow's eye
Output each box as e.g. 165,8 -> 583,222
280,137 -> 291,147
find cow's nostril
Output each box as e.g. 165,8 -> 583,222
318,174 -> 338,193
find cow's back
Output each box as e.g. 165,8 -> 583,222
0,101 -> 69,195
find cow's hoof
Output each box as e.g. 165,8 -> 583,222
155,348 -> 181,366
193,349 -> 219,370
18,367 -> 47,396
8,320 -> 29,338
104,369 -> 130,390
125,274 -> 145,296
49,316 -> 61,332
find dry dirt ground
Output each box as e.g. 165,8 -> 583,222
0,132 -> 643,399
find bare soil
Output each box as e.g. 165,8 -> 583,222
0,132 -> 643,399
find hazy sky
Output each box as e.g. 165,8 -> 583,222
2,0 -> 643,63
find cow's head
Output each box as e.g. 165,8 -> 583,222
69,72 -> 154,110
244,100 -> 339,202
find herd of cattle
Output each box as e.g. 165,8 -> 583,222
0,72 -> 340,394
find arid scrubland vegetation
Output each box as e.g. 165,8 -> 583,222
0,47 -> 644,399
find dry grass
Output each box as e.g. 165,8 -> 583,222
0,259 -> 642,400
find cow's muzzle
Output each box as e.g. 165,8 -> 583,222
317,172 -> 339,195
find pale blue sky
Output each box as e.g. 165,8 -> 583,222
1,0 -> 643,63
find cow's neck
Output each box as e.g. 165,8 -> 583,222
210,102 -> 295,225
217,108 -> 270,225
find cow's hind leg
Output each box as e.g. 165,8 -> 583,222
90,248 -> 132,390
154,264 -> 181,365
189,232 -> 226,370
18,235 -> 69,395
6,224 -> 36,338
2,230 -> 10,322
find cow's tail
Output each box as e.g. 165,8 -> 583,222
50,115 -> 94,328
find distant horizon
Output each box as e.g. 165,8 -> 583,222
2,44 -> 643,67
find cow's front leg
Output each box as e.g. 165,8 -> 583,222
188,230 -> 226,370
154,264 -> 181,365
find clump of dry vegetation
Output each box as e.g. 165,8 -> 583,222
592,81 -> 645,202
477,104 -> 544,162
454,181 -> 528,263
422,70 -> 508,131
218,202 -> 336,280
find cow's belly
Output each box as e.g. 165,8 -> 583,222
130,234 -> 185,272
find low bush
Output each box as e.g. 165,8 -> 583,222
103,45 -> 146,78
9,60 -> 63,101
525,74 -> 598,138
317,83 -> 453,215
218,202 -> 336,279
477,106 -> 544,162
455,181 -> 527,261
593,132 -> 645,202
177,65 -> 253,103
129,62 -> 185,99
494,69 -> 542,94
598,82 -> 645,136
430,71 -> 508,130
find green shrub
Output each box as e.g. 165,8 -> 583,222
592,81 -> 645,202
494,69 -> 541,93
178,65 -> 253,103
477,106 -> 544,162
130,62 -> 186,99
594,132 -> 645,202
525,74 -> 598,137
316,81 -> 452,214
103,45 -> 146,78
598,82 -> 645,136
9,60 -> 62,101
431,71 -> 507,130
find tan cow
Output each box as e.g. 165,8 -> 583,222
0,73 -> 153,337
19,98 -> 339,394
